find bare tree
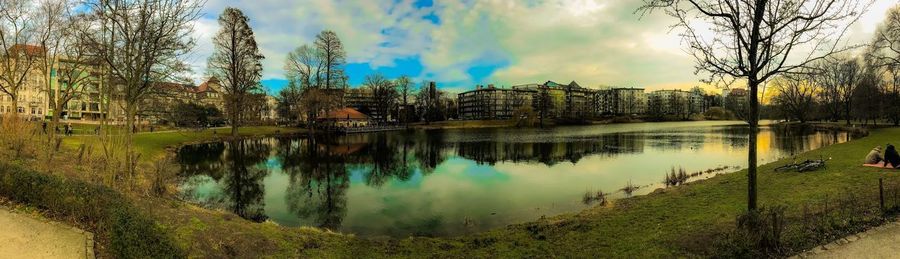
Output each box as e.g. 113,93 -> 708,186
640,0 -> 871,211
285,44 -> 322,89
364,73 -> 397,123
208,7 -> 264,137
82,0 -> 201,181
35,0 -> 97,139
284,43 -> 340,127
816,56 -> 864,124
0,0 -> 40,117
771,73 -> 816,123
395,75 -> 412,124
314,30 -> 345,90
869,4 -> 900,125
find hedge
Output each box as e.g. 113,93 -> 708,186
0,163 -> 184,258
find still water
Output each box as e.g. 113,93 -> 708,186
177,121 -> 856,237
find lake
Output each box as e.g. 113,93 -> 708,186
176,121 -> 857,237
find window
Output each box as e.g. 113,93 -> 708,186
31,107 -> 36,114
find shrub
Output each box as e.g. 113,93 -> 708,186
0,163 -> 184,258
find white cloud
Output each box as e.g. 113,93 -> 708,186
187,0 -> 898,90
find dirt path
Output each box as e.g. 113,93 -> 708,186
0,208 -> 94,259
794,221 -> 900,259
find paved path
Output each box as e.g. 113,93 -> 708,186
794,221 -> 900,259
0,208 -> 94,259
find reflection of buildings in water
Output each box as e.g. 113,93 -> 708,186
456,133 -> 645,166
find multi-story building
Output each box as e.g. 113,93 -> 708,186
457,84 -> 533,120
343,87 -> 381,120
648,89 -> 691,116
593,87 -> 646,116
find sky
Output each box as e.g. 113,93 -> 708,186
185,0 -> 898,95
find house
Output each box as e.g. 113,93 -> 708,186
319,107 -> 370,128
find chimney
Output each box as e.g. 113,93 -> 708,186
488,84 -> 495,89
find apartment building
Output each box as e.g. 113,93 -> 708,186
457,84 -> 533,120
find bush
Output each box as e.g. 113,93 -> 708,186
0,163 -> 183,258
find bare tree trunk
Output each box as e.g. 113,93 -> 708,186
748,79 -> 760,211
10,96 -> 18,118
125,103 -> 137,186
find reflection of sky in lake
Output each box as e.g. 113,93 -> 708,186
177,121 -> 857,237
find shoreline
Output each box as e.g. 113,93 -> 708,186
7,122 -> 894,257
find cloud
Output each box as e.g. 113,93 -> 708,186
188,0 -> 897,93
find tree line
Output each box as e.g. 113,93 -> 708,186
277,33 -> 455,127
770,7 -> 900,127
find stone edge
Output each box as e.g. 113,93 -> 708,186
789,220 -> 900,258
0,205 -> 95,259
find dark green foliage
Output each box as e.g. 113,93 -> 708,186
0,163 -> 184,258
167,102 -> 225,128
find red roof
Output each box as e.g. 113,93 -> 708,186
196,77 -> 219,93
7,44 -> 45,56
321,107 -> 369,120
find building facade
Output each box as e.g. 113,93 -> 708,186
457,84 -> 533,120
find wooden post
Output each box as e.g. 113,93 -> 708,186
879,178 -> 885,212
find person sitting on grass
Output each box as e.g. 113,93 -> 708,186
885,144 -> 900,169
865,146 -> 884,165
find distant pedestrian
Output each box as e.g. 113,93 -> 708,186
132,125 -> 137,134
63,124 -> 70,136
150,125 -> 154,132
41,121 -> 47,134
94,126 -> 100,135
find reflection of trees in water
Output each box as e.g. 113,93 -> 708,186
283,137 -> 349,230
177,142 -> 226,179
222,140 -> 270,222
176,139 -> 271,222
769,124 -> 847,156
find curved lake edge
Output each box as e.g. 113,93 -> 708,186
170,121 -> 870,240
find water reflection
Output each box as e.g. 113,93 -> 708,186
177,121 -> 859,237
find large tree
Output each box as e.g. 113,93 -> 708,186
641,0 -> 870,211
284,31 -> 347,128
82,0 -> 201,180
208,7 -> 264,137
314,30 -> 345,90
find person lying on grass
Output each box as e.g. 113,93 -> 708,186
865,146 -> 884,165
885,144 -> 900,169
